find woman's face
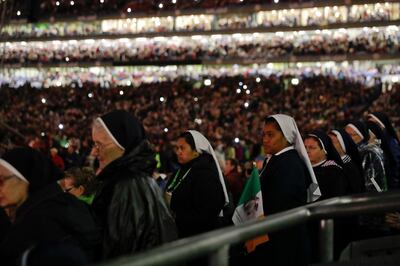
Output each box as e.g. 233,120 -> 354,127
328,133 -> 345,156
262,122 -> 289,155
175,137 -> 198,164
304,137 -> 327,165
0,165 -> 29,209
345,126 -> 363,145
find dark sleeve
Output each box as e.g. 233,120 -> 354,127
319,167 -> 348,200
102,178 -> 145,258
177,167 -> 225,227
262,162 -> 307,214
0,208 -> 10,242
103,177 -> 176,258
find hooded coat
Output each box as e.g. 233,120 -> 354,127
91,110 -> 177,260
0,147 -> 100,266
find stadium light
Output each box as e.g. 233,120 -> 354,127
234,137 -> 240,143
127,8 -> 132,13
56,1 -> 60,6
16,10 -> 21,16
160,97 -> 165,102
164,128 -> 168,132
88,92 -> 93,98
70,1 -> 74,6
159,3 -> 163,9
58,124 -> 64,130
172,0 -> 177,3
100,0 -> 104,3
41,98 -> 46,104
274,0 -> 279,3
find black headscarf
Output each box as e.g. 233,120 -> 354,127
97,110 -> 146,155
307,130 -> 343,167
0,147 -> 63,194
330,128 -> 363,174
347,121 -> 370,144
370,112 -> 400,143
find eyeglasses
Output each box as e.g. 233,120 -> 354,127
65,187 -> 75,192
93,142 -> 114,151
0,174 -> 16,186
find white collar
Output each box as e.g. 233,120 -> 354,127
312,159 -> 327,168
275,146 -> 295,156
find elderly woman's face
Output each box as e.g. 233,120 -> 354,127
175,138 -> 198,164
92,126 -> 124,173
0,165 -> 29,209
304,137 -> 326,165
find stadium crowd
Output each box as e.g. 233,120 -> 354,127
1,27 -> 399,65
0,71 -> 397,160
1,3 -> 395,39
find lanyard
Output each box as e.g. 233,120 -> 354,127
167,168 -> 192,193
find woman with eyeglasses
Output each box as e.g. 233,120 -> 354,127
0,147 -> 100,265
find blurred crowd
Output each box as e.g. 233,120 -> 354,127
10,0 -> 394,21
1,71 -> 398,168
1,27 -> 399,65
1,3 -> 397,39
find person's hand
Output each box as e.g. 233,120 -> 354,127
385,212 -> 400,230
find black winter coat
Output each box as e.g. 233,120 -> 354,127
0,183 -> 100,266
92,140 -> 177,260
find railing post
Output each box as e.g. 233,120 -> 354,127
319,219 -> 334,262
207,244 -> 229,266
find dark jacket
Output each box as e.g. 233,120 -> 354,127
92,140 -> 177,260
168,153 -> 225,238
342,155 -> 365,194
313,160 -> 348,201
257,149 -> 310,266
0,183 -> 100,266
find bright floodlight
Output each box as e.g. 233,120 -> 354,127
160,97 -> 165,102
291,78 -> 299,85
204,79 -> 211,86
164,128 -> 168,132
41,98 -> 46,104
58,124 -> 64,130
234,137 -> 240,143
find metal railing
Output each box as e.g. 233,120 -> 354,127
99,190 -> 400,266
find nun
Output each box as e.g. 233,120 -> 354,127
368,112 -> 400,186
166,130 -> 229,238
345,121 -> 387,192
328,129 -> 365,194
304,130 -> 348,200
0,147 -> 99,265
91,110 -> 177,260
254,114 -> 320,266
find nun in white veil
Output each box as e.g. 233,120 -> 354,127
253,114 -> 320,266
166,130 -> 229,238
